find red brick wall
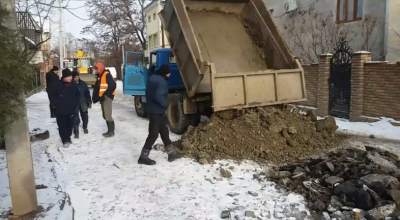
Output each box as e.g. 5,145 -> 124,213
301,64 -> 319,107
300,55 -> 400,120
363,63 -> 400,120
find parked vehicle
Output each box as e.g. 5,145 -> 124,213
123,0 -> 306,135
73,50 -> 96,86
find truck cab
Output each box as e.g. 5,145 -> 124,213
123,48 -> 200,134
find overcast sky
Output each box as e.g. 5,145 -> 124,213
53,0 -> 92,38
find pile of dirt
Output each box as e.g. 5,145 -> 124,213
179,107 -> 344,165
264,146 -> 400,219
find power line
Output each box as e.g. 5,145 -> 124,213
33,1 -> 85,10
273,0 -> 327,18
65,7 -> 89,20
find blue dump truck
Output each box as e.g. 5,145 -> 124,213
123,0 -> 307,135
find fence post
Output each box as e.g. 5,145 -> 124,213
316,53 -> 332,117
349,51 -> 371,121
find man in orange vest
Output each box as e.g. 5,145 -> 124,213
92,62 -> 117,137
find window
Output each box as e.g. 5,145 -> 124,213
148,16 -> 151,23
150,53 -> 157,65
336,0 -> 363,23
77,59 -> 91,67
148,35 -> 152,49
169,53 -> 176,63
152,34 -> 157,48
153,13 -> 156,20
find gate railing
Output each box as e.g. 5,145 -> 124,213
25,70 -> 44,96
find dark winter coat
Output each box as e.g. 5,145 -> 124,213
48,80 -> 81,115
92,71 -> 116,103
76,79 -> 91,104
46,71 -> 59,88
145,73 -> 168,114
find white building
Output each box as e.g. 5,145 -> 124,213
265,0 -> 400,62
143,0 -> 169,59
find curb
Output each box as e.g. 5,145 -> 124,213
26,86 -> 45,98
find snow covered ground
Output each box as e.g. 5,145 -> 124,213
296,105 -> 400,141
336,117 -> 400,140
1,82 -> 400,220
0,82 -> 308,220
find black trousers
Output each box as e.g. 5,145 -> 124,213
46,88 -> 56,116
56,113 -> 75,143
143,113 -> 172,150
74,107 -> 89,129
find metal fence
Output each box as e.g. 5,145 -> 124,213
25,69 -> 43,94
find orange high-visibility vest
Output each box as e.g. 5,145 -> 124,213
99,71 -> 116,97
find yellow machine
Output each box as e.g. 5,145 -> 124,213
73,50 -> 96,86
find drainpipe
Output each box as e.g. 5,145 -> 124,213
383,0 -> 389,60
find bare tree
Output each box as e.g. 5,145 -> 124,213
115,0 -> 148,50
281,6 -> 378,63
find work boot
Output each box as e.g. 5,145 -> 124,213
73,125 -> 79,138
165,144 -> 184,162
137,148 -> 156,165
62,140 -> 72,148
102,121 -> 115,137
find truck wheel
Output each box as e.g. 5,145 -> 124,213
167,94 -> 189,135
134,96 -> 147,118
189,114 -> 201,126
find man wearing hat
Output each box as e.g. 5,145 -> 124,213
46,66 -> 60,118
137,64 -> 183,165
48,68 -> 81,147
92,62 -> 117,137
72,71 -> 92,138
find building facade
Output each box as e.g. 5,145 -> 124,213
264,0 -> 400,62
143,0 -> 169,59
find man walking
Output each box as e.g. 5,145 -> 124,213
72,71 -> 92,138
137,64 -> 183,165
92,62 -> 116,137
48,69 -> 81,147
46,66 -> 60,118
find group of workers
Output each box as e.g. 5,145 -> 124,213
45,62 -> 116,148
45,63 -> 182,165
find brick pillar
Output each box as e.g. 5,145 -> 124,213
349,51 -> 371,121
316,53 -> 332,117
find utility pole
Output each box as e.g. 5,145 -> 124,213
3,0 -> 38,216
58,0 -> 64,69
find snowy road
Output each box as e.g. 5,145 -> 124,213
0,82 -> 308,220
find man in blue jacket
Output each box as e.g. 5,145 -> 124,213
48,69 -> 81,148
72,71 -> 92,138
138,64 -> 183,165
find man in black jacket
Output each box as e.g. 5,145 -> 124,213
46,66 -> 60,118
137,64 -> 183,165
48,69 -> 81,148
72,71 -> 92,138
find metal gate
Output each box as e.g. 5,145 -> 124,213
329,37 -> 352,118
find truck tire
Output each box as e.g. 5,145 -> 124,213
134,96 -> 147,118
167,93 -> 189,135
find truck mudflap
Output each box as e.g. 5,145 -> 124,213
210,59 -> 306,112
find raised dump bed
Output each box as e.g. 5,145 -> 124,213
159,0 -> 306,111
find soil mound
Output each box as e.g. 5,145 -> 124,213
180,107 -> 344,165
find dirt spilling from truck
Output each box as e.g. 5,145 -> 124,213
186,1 -> 268,73
178,107 -> 346,165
